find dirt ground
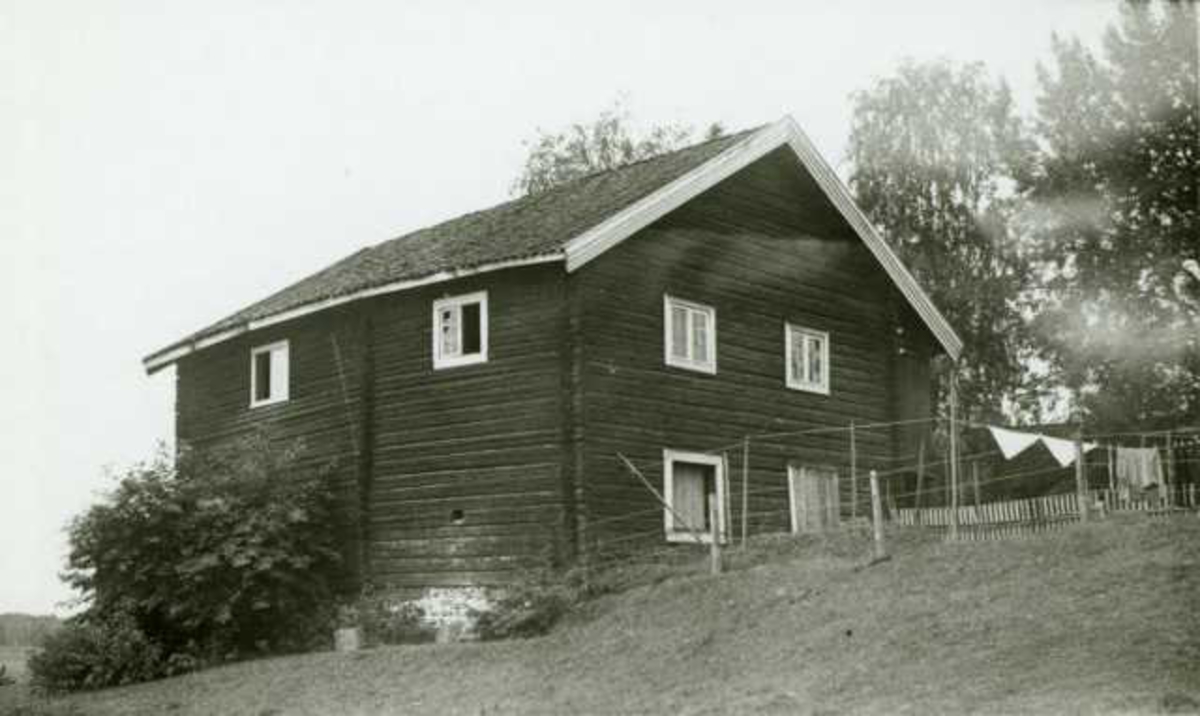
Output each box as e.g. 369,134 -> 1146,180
3,514 -> 1198,715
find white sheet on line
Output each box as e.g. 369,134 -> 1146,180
988,426 -> 1041,460
988,426 -> 1099,467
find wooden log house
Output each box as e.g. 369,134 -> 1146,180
144,117 -> 962,602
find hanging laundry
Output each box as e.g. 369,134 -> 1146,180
987,425 -> 1098,467
988,426 -> 1041,460
1040,435 -> 1099,468
1115,447 -> 1164,489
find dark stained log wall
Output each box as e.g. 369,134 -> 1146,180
573,148 -> 939,548
175,305 -> 371,588
363,265 -> 569,590
173,147 -> 941,587
176,264 -> 571,593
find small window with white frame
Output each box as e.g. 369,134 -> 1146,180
250,340 -> 290,407
786,323 -> 830,394
433,291 -> 488,369
663,295 -> 716,374
662,449 -> 726,543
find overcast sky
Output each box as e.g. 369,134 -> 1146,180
2,0 -> 1117,615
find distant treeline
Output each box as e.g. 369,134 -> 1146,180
0,613 -> 62,646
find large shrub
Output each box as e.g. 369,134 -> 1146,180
36,433 -> 342,690
341,588 -> 432,646
27,609 -> 164,693
474,567 -> 591,640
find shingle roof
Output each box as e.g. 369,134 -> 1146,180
179,129 -> 756,346
145,116 -> 964,372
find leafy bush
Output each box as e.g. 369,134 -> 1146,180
27,611 -> 164,693
474,569 -> 583,640
342,588 -> 432,645
38,432 -> 343,691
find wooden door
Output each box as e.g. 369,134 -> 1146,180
789,465 -> 840,533
672,461 -> 716,534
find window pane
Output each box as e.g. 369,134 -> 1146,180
670,305 -> 688,359
809,336 -> 824,385
691,310 -> 708,362
440,307 -> 459,356
790,333 -> 805,382
461,302 -> 481,355
271,345 -> 289,400
254,351 -> 272,401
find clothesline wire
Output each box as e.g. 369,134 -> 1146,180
736,461 -> 1111,513
608,415 -> 945,473
608,414 -> 1199,507
960,418 -> 1200,443
622,453 -> 1200,513
1080,427 -> 1200,441
750,415 -> 941,441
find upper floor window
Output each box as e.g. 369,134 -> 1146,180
786,324 -> 829,394
664,295 -> 716,374
250,340 -> 290,407
433,291 -> 488,369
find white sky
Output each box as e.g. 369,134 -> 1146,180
1,0 -> 1116,614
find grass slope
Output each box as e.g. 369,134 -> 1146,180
3,515 -> 1198,715
0,647 -> 34,689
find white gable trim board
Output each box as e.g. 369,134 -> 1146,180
562,116 -> 963,360
144,116 -> 962,374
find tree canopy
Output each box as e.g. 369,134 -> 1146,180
512,101 -> 724,196
846,59 -> 1038,421
513,7 -> 1198,431
1025,1 -> 1199,429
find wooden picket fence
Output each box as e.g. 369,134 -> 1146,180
894,484 -> 1199,541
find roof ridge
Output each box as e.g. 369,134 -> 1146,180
368,126 -> 760,251
145,119 -> 835,373
551,125 -> 762,187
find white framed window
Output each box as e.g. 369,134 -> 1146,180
250,340 -> 290,407
662,449 -> 726,543
432,291 -> 488,369
663,295 -> 716,374
786,323 -> 830,394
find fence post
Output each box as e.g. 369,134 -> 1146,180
722,453 -> 733,545
972,460 -> 981,508
709,498 -> 722,575
741,437 -> 750,547
870,470 -> 886,561
850,420 -> 858,521
915,438 -> 925,526
948,373 -> 960,541
1166,431 -> 1175,508
1107,444 -> 1115,493
1075,424 -> 1089,523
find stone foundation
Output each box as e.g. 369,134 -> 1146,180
386,586 -> 494,642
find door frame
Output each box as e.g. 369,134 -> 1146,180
662,448 -> 726,543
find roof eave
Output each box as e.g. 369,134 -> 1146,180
142,252 -> 565,374
144,115 -> 963,375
